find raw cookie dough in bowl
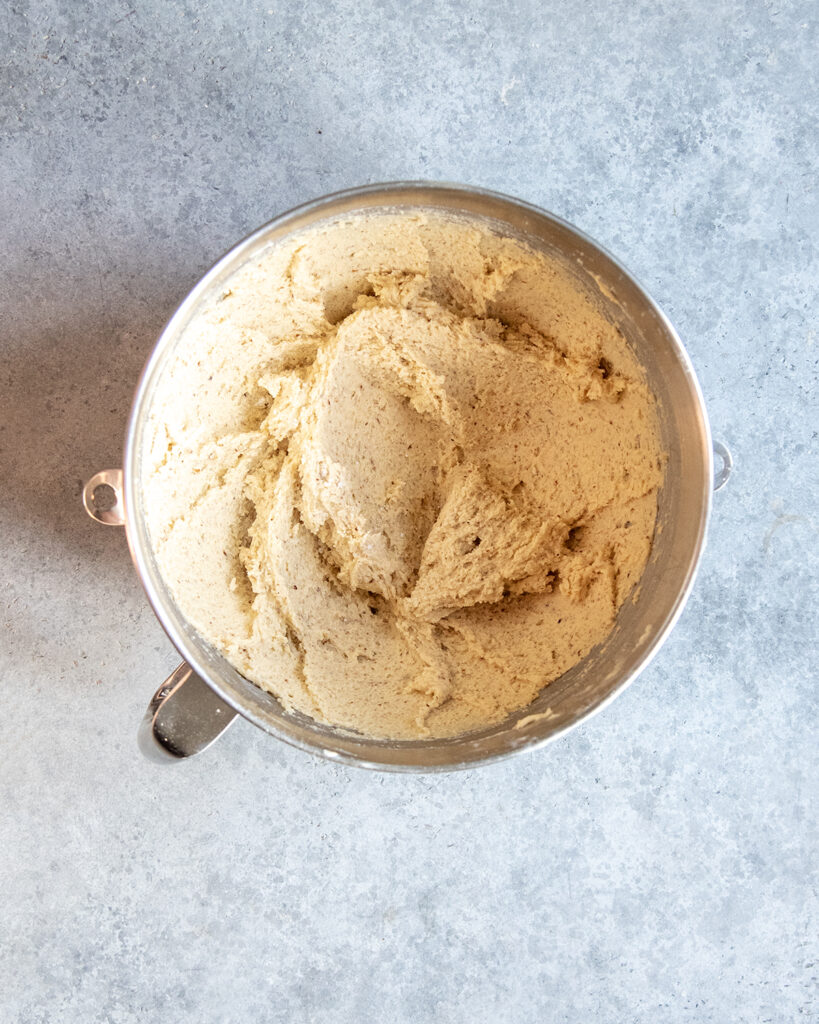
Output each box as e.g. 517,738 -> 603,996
127,183 -> 713,768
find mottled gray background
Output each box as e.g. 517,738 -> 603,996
1,1 -> 816,1021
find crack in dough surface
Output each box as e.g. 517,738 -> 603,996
143,212 -> 664,739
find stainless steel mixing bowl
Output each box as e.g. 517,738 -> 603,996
83,182 -> 731,769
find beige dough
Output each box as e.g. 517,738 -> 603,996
143,212 -> 663,739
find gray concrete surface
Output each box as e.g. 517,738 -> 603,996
1,1 -> 816,1021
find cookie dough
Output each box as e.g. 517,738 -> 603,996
143,212 -> 663,739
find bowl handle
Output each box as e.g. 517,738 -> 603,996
82,469 -> 125,526
713,440 -> 733,492
138,663 -> 238,762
